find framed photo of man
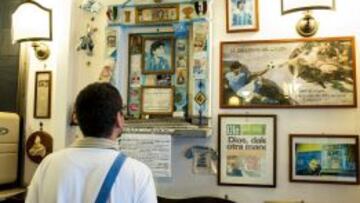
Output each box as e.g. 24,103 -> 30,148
226,0 -> 259,32
220,36 -> 357,108
142,36 -> 175,74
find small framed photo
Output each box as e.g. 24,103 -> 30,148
142,36 -> 175,74
281,0 -> 336,14
218,114 -> 276,187
290,134 -> 359,184
141,86 -> 174,115
135,5 -> 179,24
226,0 -> 259,32
34,71 -> 52,118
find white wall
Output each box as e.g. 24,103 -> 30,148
23,0 -> 75,184
23,0 -> 360,202
155,1 -> 360,203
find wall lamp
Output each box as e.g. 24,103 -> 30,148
12,0 -> 52,60
281,0 -> 335,37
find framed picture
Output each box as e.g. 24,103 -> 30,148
281,0 -> 336,14
135,5 -> 179,24
226,0 -> 259,32
141,86 -> 174,115
218,114 -> 276,187
290,134 -> 359,184
142,36 -> 175,74
220,36 -> 357,108
34,71 -> 52,118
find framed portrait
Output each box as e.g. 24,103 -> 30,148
141,86 -> 174,115
226,0 -> 259,32
290,134 -> 359,184
218,114 -> 276,187
34,71 -> 52,118
220,36 -> 357,108
281,0 -> 336,14
135,5 -> 179,24
142,36 -> 175,74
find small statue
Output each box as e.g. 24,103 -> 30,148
80,0 -> 103,13
77,24 -> 97,56
29,136 -> 46,158
99,59 -> 115,83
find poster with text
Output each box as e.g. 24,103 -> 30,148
119,133 -> 172,178
218,114 -> 276,187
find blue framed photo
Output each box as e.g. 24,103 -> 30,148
290,134 -> 359,185
142,36 -> 175,74
226,0 -> 259,33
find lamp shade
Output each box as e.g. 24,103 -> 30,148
281,0 -> 335,14
12,1 -> 52,44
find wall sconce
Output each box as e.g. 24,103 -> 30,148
12,0 -> 52,60
281,0 -> 335,37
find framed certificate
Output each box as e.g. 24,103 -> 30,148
34,71 -> 52,118
141,86 -> 174,115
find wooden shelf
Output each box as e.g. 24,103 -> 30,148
124,119 -> 211,138
0,188 -> 26,201
110,0 -> 210,8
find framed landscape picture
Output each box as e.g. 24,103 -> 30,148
290,134 -> 359,184
218,114 -> 276,187
142,36 -> 175,74
226,0 -> 259,32
220,36 -> 357,108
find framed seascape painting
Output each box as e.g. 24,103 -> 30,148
220,36 -> 357,108
290,134 -> 359,184
218,115 -> 276,187
142,36 -> 175,74
226,0 -> 259,32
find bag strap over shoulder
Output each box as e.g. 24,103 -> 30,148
95,153 -> 127,203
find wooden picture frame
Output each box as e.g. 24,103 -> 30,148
218,114 -> 276,187
142,36 -> 175,75
290,134 -> 359,185
141,86 -> 174,115
34,71 -> 52,118
220,36 -> 357,108
281,0 -> 336,15
135,5 -> 180,24
226,0 -> 259,33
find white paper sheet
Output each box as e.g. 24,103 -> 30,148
119,133 -> 172,178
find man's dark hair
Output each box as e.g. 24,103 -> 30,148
150,40 -> 165,56
75,82 -> 123,138
237,0 -> 246,7
230,61 -> 247,71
